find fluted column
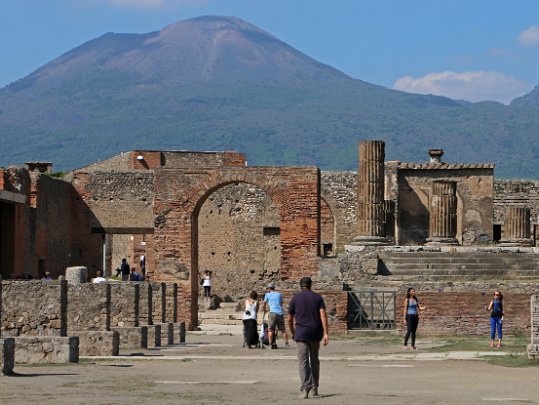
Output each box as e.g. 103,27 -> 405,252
426,181 -> 459,245
351,140 -> 389,245
500,207 -> 533,246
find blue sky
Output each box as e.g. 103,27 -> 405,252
2,0 -> 539,103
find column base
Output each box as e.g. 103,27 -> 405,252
425,237 -> 459,246
350,236 -> 391,246
499,238 -> 534,247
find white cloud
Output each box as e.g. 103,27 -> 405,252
393,71 -> 528,104
518,26 -> 539,45
105,0 -> 208,8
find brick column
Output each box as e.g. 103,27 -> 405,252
528,295 -> 539,359
500,207 -> 533,247
426,181 -> 458,245
351,140 -> 389,245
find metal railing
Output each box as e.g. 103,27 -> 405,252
347,290 -> 396,330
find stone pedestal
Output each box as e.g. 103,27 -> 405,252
351,140 -> 389,246
426,181 -> 459,245
14,336 -> 79,364
147,325 -> 162,348
74,331 -> 119,356
0,338 -> 15,375
65,266 -> 88,284
111,326 -> 148,350
160,322 -> 174,345
500,207 -> 533,247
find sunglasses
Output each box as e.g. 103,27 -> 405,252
494,293 -> 500,296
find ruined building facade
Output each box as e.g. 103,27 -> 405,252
1,143 -> 539,330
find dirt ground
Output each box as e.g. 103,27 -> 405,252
2,333 -> 539,405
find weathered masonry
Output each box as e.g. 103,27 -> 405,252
3,142 -> 539,333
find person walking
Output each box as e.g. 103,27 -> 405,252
403,287 -> 422,350
288,277 -> 329,399
263,282 -> 289,349
486,290 -> 504,349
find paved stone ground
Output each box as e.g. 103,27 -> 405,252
2,333 -> 539,404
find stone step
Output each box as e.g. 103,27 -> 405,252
380,256 -> 539,265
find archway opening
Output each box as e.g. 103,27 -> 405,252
196,182 -> 281,301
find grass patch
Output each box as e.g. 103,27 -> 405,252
425,335 -> 529,353
485,352 -> 539,368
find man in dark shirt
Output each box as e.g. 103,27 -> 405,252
120,258 -> 130,281
288,277 -> 329,399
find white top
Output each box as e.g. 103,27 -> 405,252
203,275 -> 211,287
92,277 -> 107,284
242,299 -> 258,320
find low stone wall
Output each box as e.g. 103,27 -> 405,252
139,283 -> 153,325
152,283 -> 166,324
396,291 -> 530,336
14,336 -> 79,364
147,325 -> 161,348
1,280 -> 66,337
110,283 -> 139,327
0,339 -> 15,375
67,284 -> 110,332
165,283 -> 178,323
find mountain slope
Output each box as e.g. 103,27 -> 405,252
0,16 -> 538,178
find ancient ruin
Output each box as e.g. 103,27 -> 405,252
3,140 -> 539,366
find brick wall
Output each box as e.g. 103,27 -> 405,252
1,280 -> 66,337
396,291 -> 530,336
165,283 -> 178,323
151,282 -> 166,324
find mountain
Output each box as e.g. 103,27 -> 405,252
1,16 -> 539,178
510,85 -> 539,108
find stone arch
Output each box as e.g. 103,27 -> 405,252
195,181 -> 281,299
152,166 -> 320,329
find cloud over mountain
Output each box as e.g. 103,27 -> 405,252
518,26 -> 539,45
393,70 -> 528,104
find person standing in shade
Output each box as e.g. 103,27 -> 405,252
202,270 -> 212,301
263,282 -> 289,349
140,255 -> 146,279
288,277 -> 329,399
120,258 -> 130,281
403,287 -> 422,350
486,290 -> 504,349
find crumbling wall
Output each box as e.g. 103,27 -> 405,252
109,283 -> 139,327
198,183 -> 281,298
67,284 -> 110,332
1,280 -> 66,337
396,168 -> 494,245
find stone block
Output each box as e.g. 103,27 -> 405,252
160,322 -> 174,345
111,326 -> 147,350
73,331 -> 119,356
14,336 -> 79,364
147,325 -> 161,348
65,266 -> 88,284
0,339 -> 15,375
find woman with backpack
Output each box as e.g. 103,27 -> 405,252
403,287 -> 422,350
486,290 -> 504,349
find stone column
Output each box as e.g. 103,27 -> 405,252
500,207 -> 533,246
351,140 -> 389,245
426,181 -> 459,245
